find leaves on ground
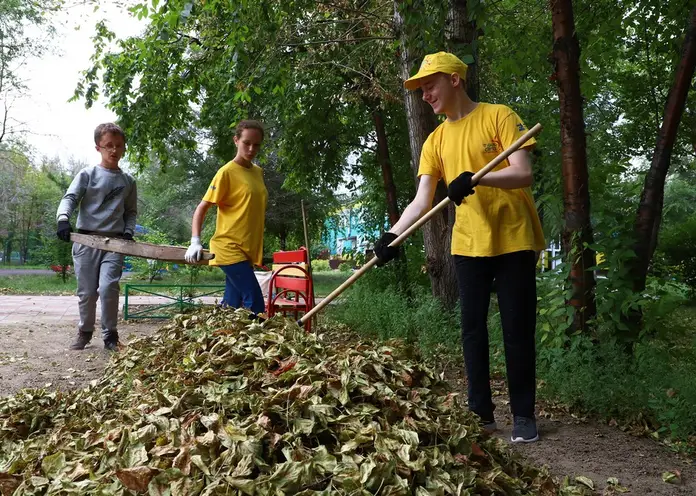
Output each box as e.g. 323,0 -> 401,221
1,307 -> 565,494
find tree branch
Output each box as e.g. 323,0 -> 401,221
281,36 -> 396,47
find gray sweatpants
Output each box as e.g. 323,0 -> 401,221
72,243 -> 124,340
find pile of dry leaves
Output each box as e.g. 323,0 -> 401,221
0,307 -> 588,495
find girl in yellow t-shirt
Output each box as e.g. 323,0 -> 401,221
184,120 -> 269,314
373,52 -> 543,444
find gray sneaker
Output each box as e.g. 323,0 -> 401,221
511,416 -> 539,443
69,332 -> 92,350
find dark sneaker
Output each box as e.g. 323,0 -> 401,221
69,332 -> 92,350
480,419 -> 498,434
104,332 -> 120,352
511,416 -> 539,443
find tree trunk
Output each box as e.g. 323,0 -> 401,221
394,0 -> 459,310
279,231 -> 287,251
372,107 -> 400,227
550,0 -> 597,332
446,0 -> 479,101
633,6 -> 696,293
4,235 -> 13,265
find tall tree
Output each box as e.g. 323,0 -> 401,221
445,0 -> 480,101
0,0 -> 62,143
633,6 -> 696,293
394,0 -> 460,310
550,0 -> 597,331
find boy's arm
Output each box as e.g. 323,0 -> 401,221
373,175 -> 438,265
389,175 -> 439,235
123,179 -> 138,237
476,149 -> 533,189
56,171 -> 88,222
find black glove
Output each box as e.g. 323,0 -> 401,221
57,220 -> 72,242
448,171 -> 477,206
374,232 -> 399,267
123,232 -> 134,241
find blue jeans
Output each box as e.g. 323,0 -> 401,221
219,261 -> 265,314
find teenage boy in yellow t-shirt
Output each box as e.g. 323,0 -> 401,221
373,52 -> 545,443
185,120 -> 268,315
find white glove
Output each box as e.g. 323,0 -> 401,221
185,236 -> 203,263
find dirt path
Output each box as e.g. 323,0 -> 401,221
444,371 -> 695,495
0,319 -> 160,397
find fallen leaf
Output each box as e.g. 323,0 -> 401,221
0,473 -> 21,496
575,475 -> 594,490
662,470 -> 681,484
116,466 -> 159,493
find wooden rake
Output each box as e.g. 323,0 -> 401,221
297,123 -> 543,328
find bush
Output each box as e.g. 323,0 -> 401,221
327,271 -> 460,357
535,327 -> 696,442
338,261 -> 353,272
312,259 -> 331,272
655,215 -> 696,291
31,231 -> 73,283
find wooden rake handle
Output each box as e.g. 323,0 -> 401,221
298,123 -> 543,325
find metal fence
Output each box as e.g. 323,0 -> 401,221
123,284 -> 225,319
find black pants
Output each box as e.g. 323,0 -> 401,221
454,250 -> 537,420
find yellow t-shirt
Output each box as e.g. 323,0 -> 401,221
418,103 -> 545,257
203,160 -> 268,266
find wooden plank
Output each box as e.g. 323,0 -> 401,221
70,233 -> 214,264
272,263 -> 307,277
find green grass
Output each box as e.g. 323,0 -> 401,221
0,268 -> 351,297
0,274 -> 76,295
0,263 -> 53,270
312,271 -> 351,297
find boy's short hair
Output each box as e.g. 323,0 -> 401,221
94,123 -> 126,145
235,120 -> 265,140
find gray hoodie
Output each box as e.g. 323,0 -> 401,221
56,165 -> 137,236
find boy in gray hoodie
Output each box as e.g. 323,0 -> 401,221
56,123 -> 137,351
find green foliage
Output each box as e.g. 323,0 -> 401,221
535,267 -> 574,349
311,259 -> 331,272
130,228 -> 172,282
311,271 -> 350,297
0,0 -> 62,105
31,232 -> 73,283
537,315 -> 696,444
338,260 -> 353,273
654,175 -> 696,292
327,271 -> 460,357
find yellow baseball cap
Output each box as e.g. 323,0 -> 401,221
404,51 -> 468,90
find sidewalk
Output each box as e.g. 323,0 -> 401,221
0,295 -> 221,325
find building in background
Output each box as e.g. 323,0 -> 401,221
322,197 -> 378,257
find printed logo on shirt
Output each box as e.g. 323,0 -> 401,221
483,143 -> 498,154
517,123 -> 526,132
209,185 -> 216,190
100,186 -> 125,207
